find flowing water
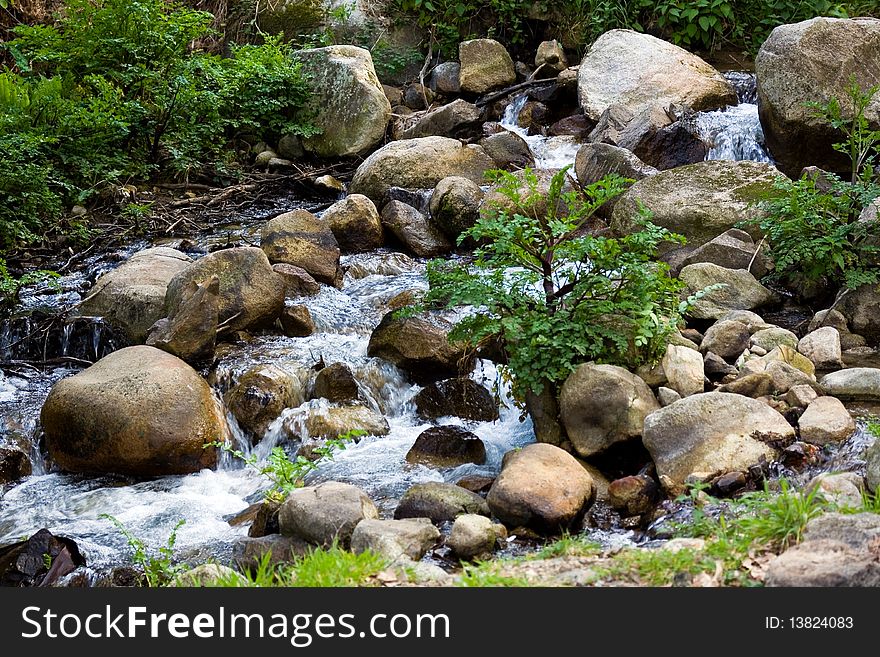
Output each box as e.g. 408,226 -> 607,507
696,71 -> 773,163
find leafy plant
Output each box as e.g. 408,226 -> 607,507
290,542 -> 387,587
0,257 -> 59,310
736,480 -> 827,550
207,429 -> 363,502
424,166 -> 686,402
100,514 -> 186,587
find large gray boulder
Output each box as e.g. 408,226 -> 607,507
487,443 -> 594,532
350,518 -> 439,562
165,247 -> 285,334
765,539 -> 880,587
321,194 -> 384,253
820,368 -> 880,401
799,396 -> 855,445
146,275 -> 219,365
611,161 -> 785,252
394,482 -> 490,523
458,38 -> 516,94
224,364 -> 308,439
78,247 -> 192,343
395,99 -> 483,140
261,210 -> 342,286
577,30 -> 736,121
679,228 -> 772,279
349,137 -> 494,204
679,263 -> 778,320
41,346 -> 227,476
293,45 -> 391,158
429,176 -> 484,242
642,392 -> 791,488
278,481 -> 378,548
838,282 -> 880,346
755,18 -> 880,177
559,363 -> 659,458
380,201 -> 453,258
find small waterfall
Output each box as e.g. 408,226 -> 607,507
499,93 -> 581,171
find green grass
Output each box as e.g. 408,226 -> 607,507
457,560 -> 532,587
531,533 -> 602,559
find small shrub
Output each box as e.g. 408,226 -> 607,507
101,514 -> 186,587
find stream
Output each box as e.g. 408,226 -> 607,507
0,72 -> 865,580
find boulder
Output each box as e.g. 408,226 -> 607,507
559,363 -> 660,458
0,447 -> 31,484
750,327 -> 799,352
380,201 -> 452,258
761,345 -> 817,378
232,535 -> 311,571
820,368 -> 880,400
766,539 -> 880,587
803,512 -> 880,550
621,111 -> 709,171
405,426 -> 487,468
660,344 -> 705,397
412,378 -> 499,422
679,229 -> 772,279
798,396 -> 855,445
313,362 -> 360,404
367,312 -> 470,383
429,176 -> 484,242
350,518 -> 440,562
479,130 -> 535,169
704,351 -> 738,378
755,18 -> 880,177
321,194 -> 384,253
78,247 -> 192,342
577,30 -> 736,121
679,263 -> 778,320
448,514 -> 506,559
699,320 -> 750,360
165,247 -> 285,334
293,46 -> 391,158
720,310 -> 772,333
394,482 -> 490,523
487,443 -> 594,532
278,481 -> 378,547
272,263 -> 321,298
798,326 -> 843,370
574,142 -> 657,217
431,61 -> 461,94
402,82 -> 434,110
608,474 -> 658,516
146,275 -> 218,365
868,439 -> 880,494
350,137 -> 494,205
838,282 -> 880,346
458,38 -> 516,94
281,404 -> 389,441
277,134 -> 304,160
642,392 -> 791,488
280,304 -> 315,337
808,308 -> 850,333
535,39 -> 568,73
549,114 -> 593,139
806,473 -> 864,509
396,99 -> 483,140
785,384 -> 820,408
225,364 -> 307,438
261,210 -> 342,286
611,161 -> 785,251
41,346 -> 227,476
657,387 -> 682,406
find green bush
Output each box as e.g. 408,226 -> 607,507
423,166 -> 686,400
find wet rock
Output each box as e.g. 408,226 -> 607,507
642,392 -> 791,489
166,246 -> 285,334
798,326 -> 843,370
588,103 -> 634,144
679,229 -> 772,279
838,283 -> 880,346
232,534 -> 311,571
785,384 -> 820,408
322,194 -> 384,253
679,263 -> 778,320
351,518 -> 440,562
803,512 -> 880,549
283,404 -> 389,441
412,378 -> 498,422
0,528 -> 86,587
755,18 -> 880,177
313,362 -> 360,404
294,45 -> 391,158
272,263 -> 321,298
368,312 -> 470,384
380,201 -> 452,258
42,346 -> 227,476
79,247 -> 192,343
429,176 -> 484,242
625,114 -> 709,171
549,114 -> 593,139
225,364 -> 307,439
868,439 -> 880,494
279,481 -> 378,548
146,275 -> 218,365
261,209 -> 342,286
516,100 -> 550,133
611,161 -> 784,252
448,514 -> 506,559
458,38 -> 516,94
766,539 -> 880,587
608,475 -> 657,516
577,29 -> 736,121
700,320 -> 750,360
405,426 -> 487,468
395,482 -> 490,523
280,304 -> 315,337
750,327 -> 798,352
712,471 -> 748,496
397,99 -> 483,141
487,443 -> 594,532
703,351 -> 738,378
351,138 -> 494,206
431,61 -> 461,94
248,499 -> 281,538
535,39 -> 568,73
798,396 -> 855,445
314,175 -> 345,194
0,446 -> 31,484
559,363 -> 660,458
806,473 -> 864,509
479,130 -> 535,169
456,475 -> 495,494
574,142 -> 657,217
820,367 -> 880,400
